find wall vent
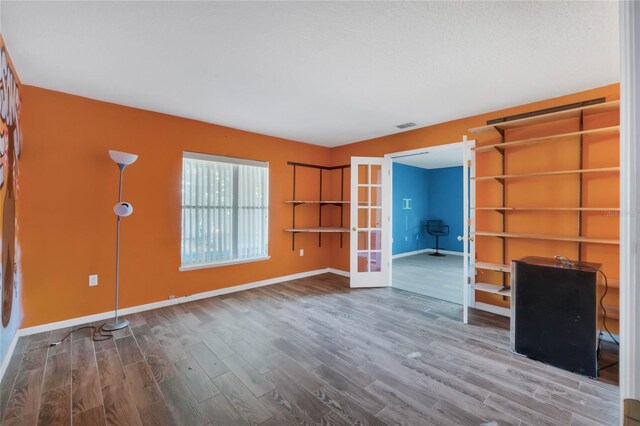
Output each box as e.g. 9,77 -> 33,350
396,122 -> 416,129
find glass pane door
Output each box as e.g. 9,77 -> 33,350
350,157 -> 390,287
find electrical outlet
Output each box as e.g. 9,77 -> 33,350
404,236 -> 408,242
300,249 -> 304,256
416,235 -> 419,240
89,274 -> 98,286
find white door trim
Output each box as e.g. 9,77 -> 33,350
349,157 -> 391,288
620,0 -> 639,407
384,140 -> 471,159
384,139 -> 476,312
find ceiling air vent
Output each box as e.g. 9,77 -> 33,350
396,122 -> 416,129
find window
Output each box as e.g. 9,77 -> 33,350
180,152 -> 269,270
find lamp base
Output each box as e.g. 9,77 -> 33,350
102,318 -> 129,331
429,252 -> 446,257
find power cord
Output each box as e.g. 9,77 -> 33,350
597,269 -> 619,372
49,323 -> 114,347
553,256 -> 618,373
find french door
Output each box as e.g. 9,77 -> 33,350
461,142 -> 476,323
350,157 -> 390,288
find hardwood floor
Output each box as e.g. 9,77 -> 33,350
0,273 -> 619,425
392,253 -> 463,304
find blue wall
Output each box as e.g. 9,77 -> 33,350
392,163 -> 431,255
427,166 -> 464,253
392,163 -> 463,255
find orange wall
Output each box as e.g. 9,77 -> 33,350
327,84 -> 620,269
327,83 -> 620,331
19,86 -> 334,327
19,83 -> 620,329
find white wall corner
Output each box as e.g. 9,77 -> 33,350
620,0 -> 640,405
326,268 -> 350,277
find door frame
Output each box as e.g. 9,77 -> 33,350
384,138 -> 476,314
620,0 -> 639,408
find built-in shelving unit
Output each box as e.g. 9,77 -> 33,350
285,161 -> 350,250
469,97 -> 620,319
469,100 -> 619,134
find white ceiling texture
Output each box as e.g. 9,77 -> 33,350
1,1 -> 619,147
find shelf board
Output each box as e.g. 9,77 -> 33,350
469,100 -> 620,134
473,231 -> 619,245
284,227 -> 349,233
474,282 -> 511,297
474,262 -> 511,273
285,200 -> 350,204
601,305 -> 619,320
600,278 -> 620,289
473,167 -> 620,182
473,207 -> 620,212
473,125 -> 620,152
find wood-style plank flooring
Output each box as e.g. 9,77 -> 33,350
392,253 -> 463,304
0,273 -> 619,425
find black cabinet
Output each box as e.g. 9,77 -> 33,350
511,256 -> 601,377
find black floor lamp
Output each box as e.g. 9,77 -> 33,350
103,150 -> 138,332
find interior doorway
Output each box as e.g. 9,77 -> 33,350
387,141 -> 474,307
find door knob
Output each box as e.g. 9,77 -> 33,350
458,236 -> 475,242
352,227 -> 356,231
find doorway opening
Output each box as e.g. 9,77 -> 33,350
389,142 -> 472,305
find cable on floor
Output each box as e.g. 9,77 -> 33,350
49,323 -> 114,347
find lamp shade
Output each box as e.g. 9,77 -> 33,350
114,201 -> 134,217
109,150 -> 138,166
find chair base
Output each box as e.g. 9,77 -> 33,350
429,252 -> 446,257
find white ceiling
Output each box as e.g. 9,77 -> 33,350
1,1 -> 618,147
394,149 -> 463,170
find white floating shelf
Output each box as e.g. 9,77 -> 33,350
474,282 -> 512,297
474,262 -> 511,273
284,227 -> 349,233
285,200 -> 350,204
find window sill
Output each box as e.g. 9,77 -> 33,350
179,256 -> 271,272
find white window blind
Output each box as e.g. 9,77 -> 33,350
181,152 -> 269,269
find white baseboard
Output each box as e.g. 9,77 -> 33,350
0,332 -> 20,384
474,302 -> 511,318
18,268 -> 340,338
326,268 -> 349,277
392,248 -> 463,259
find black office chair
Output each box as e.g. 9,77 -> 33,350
426,220 -> 449,257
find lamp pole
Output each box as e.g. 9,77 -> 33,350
104,150 -> 137,331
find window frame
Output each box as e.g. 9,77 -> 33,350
179,151 -> 270,271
